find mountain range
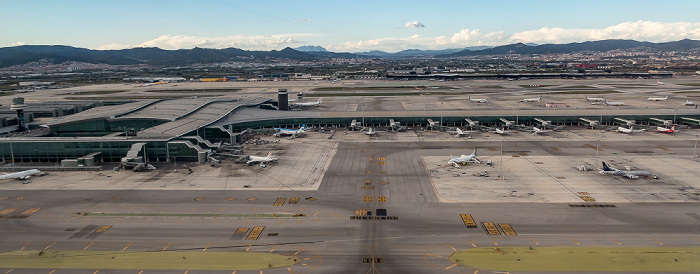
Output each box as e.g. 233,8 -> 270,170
1,39 -> 699,68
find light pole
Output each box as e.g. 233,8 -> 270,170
500,139 -> 504,180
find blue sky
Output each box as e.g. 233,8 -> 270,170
3,0 -> 700,52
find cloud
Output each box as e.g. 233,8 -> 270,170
12,42 -> 25,46
328,20 -> 700,52
292,18 -> 312,23
98,34 -> 316,50
404,21 -> 425,28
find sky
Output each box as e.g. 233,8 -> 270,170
3,0 -> 700,53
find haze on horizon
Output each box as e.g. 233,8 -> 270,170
3,0 -> 700,53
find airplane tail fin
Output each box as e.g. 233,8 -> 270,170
602,162 -> 612,171
267,152 -> 272,158
538,96 -> 542,100
301,124 -> 306,130
671,125 -> 675,131
318,98 -> 323,103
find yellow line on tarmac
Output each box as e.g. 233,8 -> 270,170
447,244 -> 456,251
492,239 -> 498,246
92,270 -> 99,274
3,269 -> 11,273
246,244 -> 252,252
44,242 -> 56,250
163,243 -> 171,251
572,238 -> 580,245
654,239 -> 663,245
270,245 -> 278,252
19,243 -> 28,251
123,242 -> 133,251
83,242 -> 95,250
49,270 -> 55,274
294,248 -> 305,255
203,243 -> 210,251
445,264 -> 457,269
469,241 -> 476,247
138,271 -> 143,274
613,238 -> 622,245
532,239 -> 539,245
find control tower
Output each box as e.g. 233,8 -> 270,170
10,97 -> 27,131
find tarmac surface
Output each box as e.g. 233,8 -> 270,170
2,78 -> 700,273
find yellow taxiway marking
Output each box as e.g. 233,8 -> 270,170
287,267 -> 294,274
3,269 -> 11,273
244,219 -> 249,224
314,217 -> 319,221
0,197 -> 6,200
44,242 -> 56,250
469,241 -> 476,247
294,248 -> 305,255
22,208 -> 40,215
162,243 -> 171,251
49,270 -> 56,274
445,264 -> 457,270
83,242 -> 95,250
211,218 -> 216,223
138,271 -> 143,274
573,238 -> 580,245
314,211 -> 320,216
114,218 -> 121,223
447,244 -> 457,251
0,208 -> 18,215
123,242 -> 133,251
492,239 -> 498,246
178,218 -> 183,223
270,245 -> 279,252
613,238 -> 622,245
532,239 -> 539,245
246,244 -> 252,252
203,243 -> 210,251
19,243 -> 28,251
92,270 -> 99,274
654,239 -> 663,245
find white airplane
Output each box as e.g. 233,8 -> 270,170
647,95 -> 668,101
448,148 -> 480,166
490,128 -> 512,134
274,124 -> 308,138
682,100 -> 696,106
520,96 -> 542,102
363,127 -> 378,136
531,127 -> 547,135
447,128 -> 476,138
0,169 -> 43,180
292,98 -> 323,107
655,125 -> 676,134
599,162 -> 654,179
468,96 -> 488,103
585,95 -> 605,102
604,99 -> 625,106
657,80 -> 664,85
246,152 -> 277,166
616,126 -> 645,134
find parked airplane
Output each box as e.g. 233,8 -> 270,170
647,95 -> 669,101
273,124 -> 307,138
520,96 -> 542,102
246,152 -> 277,166
363,127 -> 378,136
599,161 -> 654,179
604,99 -> 626,106
0,169 -> 43,180
447,128 -> 476,138
291,98 -> 322,107
468,96 -> 488,103
683,100 -> 696,106
490,128 -> 512,134
531,127 -> 547,135
616,126 -> 645,134
655,125 -> 676,133
585,95 -> 605,102
448,148 -> 480,166
657,80 -> 664,85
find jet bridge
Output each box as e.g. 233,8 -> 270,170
614,118 -> 636,126
534,118 -> 551,127
427,119 -> 437,130
680,117 -> 700,125
579,118 -> 599,127
649,118 -> 673,127
464,118 -> 480,129
499,118 -> 514,128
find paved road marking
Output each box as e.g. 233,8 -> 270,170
236,228 -> 249,234
274,197 -> 287,206
469,241 -> 476,247
532,239 -> 539,245
123,242 -> 133,251
44,242 -> 56,250
654,239 -> 663,245
83,242 -> 95,250
95,226 -> 111,233
162,243 -> 171,251
203,243 -> 210,251
499,223 -> 517,235
0,208 -> 17,215
288,197 -> 300,204
22,208 -> 40,215
363,196 -> 373,202
246,226 -> 265,240
378,196 -> 387,202
445,264 -> 457,269
483,222 -> 501,235
354,209 -> 367,216
460,214 -> 478,229
613,238 -> 622,245
573,238 -> 580,245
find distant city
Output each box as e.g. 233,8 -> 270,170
1,39 -> 699,93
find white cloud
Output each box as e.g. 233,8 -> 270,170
404,21 -> 425,28
97,34 -> 316,51
12,42 -> 25,46
292,18 -> 312,23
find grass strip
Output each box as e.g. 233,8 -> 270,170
0,251 -> 297,270
450,247 -> 700,272
76,212 -> 300,218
